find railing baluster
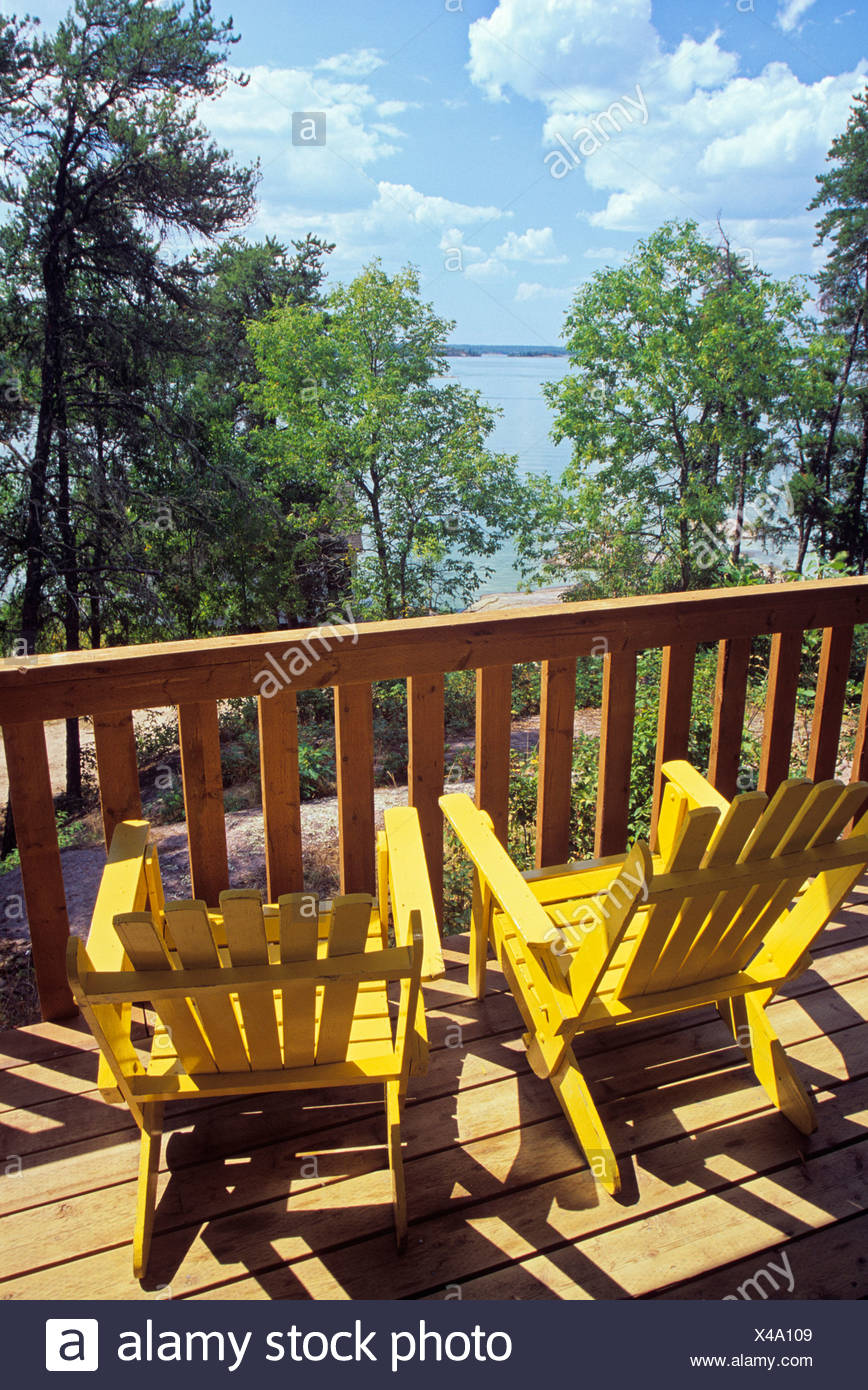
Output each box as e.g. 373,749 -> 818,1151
651,643 -> 696,848
177,700 -> 229,904
536,657 -> 577,867
850,651 -> 868,783
408,673 -> 445,921
808,624 -> 854,780
759,630 -> 802,793
2,722 -> 74,1019
92,709 -> 141,847
596,650 -> 637,857
475,665 -> 512,842
335,682 -> 375,893
707,637 -> 751,800
258,689 -> 303,900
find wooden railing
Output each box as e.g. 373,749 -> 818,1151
2,577 -> 868,1020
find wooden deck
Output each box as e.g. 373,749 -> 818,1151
2,905 -> 868,1302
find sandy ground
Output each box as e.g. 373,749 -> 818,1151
0,717 -> 97,805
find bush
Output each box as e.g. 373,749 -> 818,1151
135,708 -> 179,765
298,740 -> 335,799
444,669 -> 476,732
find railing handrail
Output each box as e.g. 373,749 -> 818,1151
4,574 -> 868,1023
2,576 -> 868,724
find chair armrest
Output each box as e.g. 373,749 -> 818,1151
661,761 -> 730,814
439,793 -> 561,952
383,806 -> 444,980
85,821 -> 152,969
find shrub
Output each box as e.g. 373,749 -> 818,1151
444,669 -> 476,732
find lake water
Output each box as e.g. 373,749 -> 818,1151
447,354 -> 571,594
446,353 -> 797,594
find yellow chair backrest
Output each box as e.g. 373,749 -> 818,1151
108,889 -> 414,1076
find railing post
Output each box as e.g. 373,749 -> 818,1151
651,643 -> 696,849
474,665 -> 512,843
2,722 -> 75,1019
536,657 -> 577,868
408,673 -> 445,922
92,710 -> 141,848
335,682 -> 375,894
808,626 -> 854,780
708,637 -> 751,800
258,689 -> 304,900
178,701 -> 230,905
759,630 -> 802,794
596,650 -> 637,857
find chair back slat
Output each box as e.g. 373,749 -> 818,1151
699,781 -> 837,979
317,895 -> 373,1064
164,900 -> 250,1072
647,790 -> 768,992
673,780 -> 813,986
220,889 -> 282,1071
617,805 -> 718,996
279,892 -> 320,1066
722,781 -> 868,973
114,911 -> 216,1073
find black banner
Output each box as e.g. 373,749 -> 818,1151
3,1298 -> 859,1387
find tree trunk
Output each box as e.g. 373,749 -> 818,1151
732,452 -> 746,564
849,403 -> 868,574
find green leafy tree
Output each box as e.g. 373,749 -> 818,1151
0,0 -> 258,798
527,222 -> 806,597
798,85 -> 868,572
247,261 -> 521,619
138,233 -> 343,638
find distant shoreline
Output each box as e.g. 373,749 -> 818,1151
445,344 -> 568,358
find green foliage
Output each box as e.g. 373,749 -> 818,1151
296,741 -> 336,800
444,670 -> 476,731
135,710 -> 180,767
499,649 -> 762,876
247,260 -> 522,619
519,221 -> 808,597
796,85 -> 868,571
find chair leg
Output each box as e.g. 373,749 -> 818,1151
133,1101 -> 164,1279
550,1053 -> 620,1195
720,995 -> 816,1135
385,1081 -> 408,1250
468,874 -> 488,999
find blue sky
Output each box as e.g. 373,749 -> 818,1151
31,0 -> 868,341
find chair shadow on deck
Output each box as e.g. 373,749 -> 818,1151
135,944 -> 634,1300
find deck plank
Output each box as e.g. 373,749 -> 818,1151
1,908 -> 868,1300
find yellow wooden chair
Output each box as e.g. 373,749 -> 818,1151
67,806 -> 443,1278
440,762 -> 868,1195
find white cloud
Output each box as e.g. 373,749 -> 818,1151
515,281 -> 574,300
466,257 -> 512,280
469,0 -> 867,266
316,48 -> 385,77
206,65 -> 407,206
468,0 -> 656,108
776,0 -> 819,32
377,100 -> 417,117
255,183 -> 507,268
495,226 -> 567,261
